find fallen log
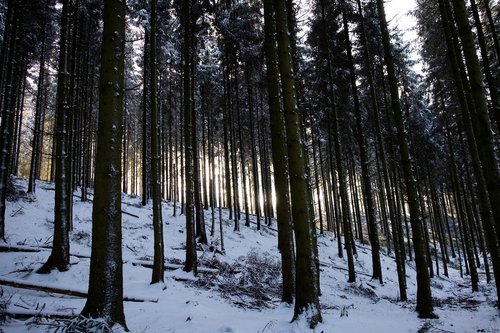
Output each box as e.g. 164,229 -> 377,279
0,277 -> 158,303
0,244 -> 91,259
0,244 -> 42,253
3,308 -> 76,320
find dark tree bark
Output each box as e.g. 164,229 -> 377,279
27,22 -> 46,194
451,0 -> 500,240
376,0 -> 436,318
246,66 -> 261,229
37,0 -> 71,273
263,0 -> 295,304
342,8 -> 382,283
142,32 -> 151,207
0,0 -> 21,240
469,0 -> 499,131
80,0 -> 127,327
183,0 -> 197,275
439,0 -> 500,306
271,0 -> 322,326
150,0 -> 164,284
318,0 -> 355,283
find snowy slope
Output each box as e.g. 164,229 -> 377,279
0,178 -> 498,332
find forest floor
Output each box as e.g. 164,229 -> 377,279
0,178 -> 498,332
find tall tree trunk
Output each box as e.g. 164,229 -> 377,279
451,0 -> 500,239
482,0 -> 500,61
28,20 -> 47,194
376,0 -> 436,318
263,0 -> 295,304
271,0 -> 322,326
469,0 -> 499,131
0,0 -> 21,240
246,66 -> 261,229
319,0 -> 355,283
342,8 -> 382,283
439,0 -> 500,306
150,0 -> 164,284
37,0 -> 72,273
142,32 -> 150,207
81,0 -> 127,327
183,0 -> 197,275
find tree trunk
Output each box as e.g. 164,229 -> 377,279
37,0 -> 71,273
272,0 -> 322,326
183,0 -> 197,275
81,0 -> 127,327
263,0 -> 295,304
377,0 -> 435,318
469,0 -> 499,131
0,0 -> 21,240
343,8 -> 382,283
150,0 -> 164,284
27,19 -> 47,194
439,0 -> 500,306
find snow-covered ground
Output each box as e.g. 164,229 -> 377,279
0,178 -> 498,332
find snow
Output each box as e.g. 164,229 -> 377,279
0,178 -> 499,332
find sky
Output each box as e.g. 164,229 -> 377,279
385,0 -> 418,43
385,0 -> 422,72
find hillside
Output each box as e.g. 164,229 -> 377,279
0,178 -> 498,333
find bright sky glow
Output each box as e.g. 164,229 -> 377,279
385,0 -> 418,40
385,0 -> 421,72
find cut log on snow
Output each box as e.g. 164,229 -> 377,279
3,308 -> 76,319
0,244 -> 43,253
0,277 -> 158,303
130,259 -> 219,274
0,244 -> 91,259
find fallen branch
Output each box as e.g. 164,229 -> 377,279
248,220 -> 278,232
131,259 -> 219,274
122,210 -> 140,219
10,207 -> 24,217
320,261 -> 373,278
0,277 -> 158,303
